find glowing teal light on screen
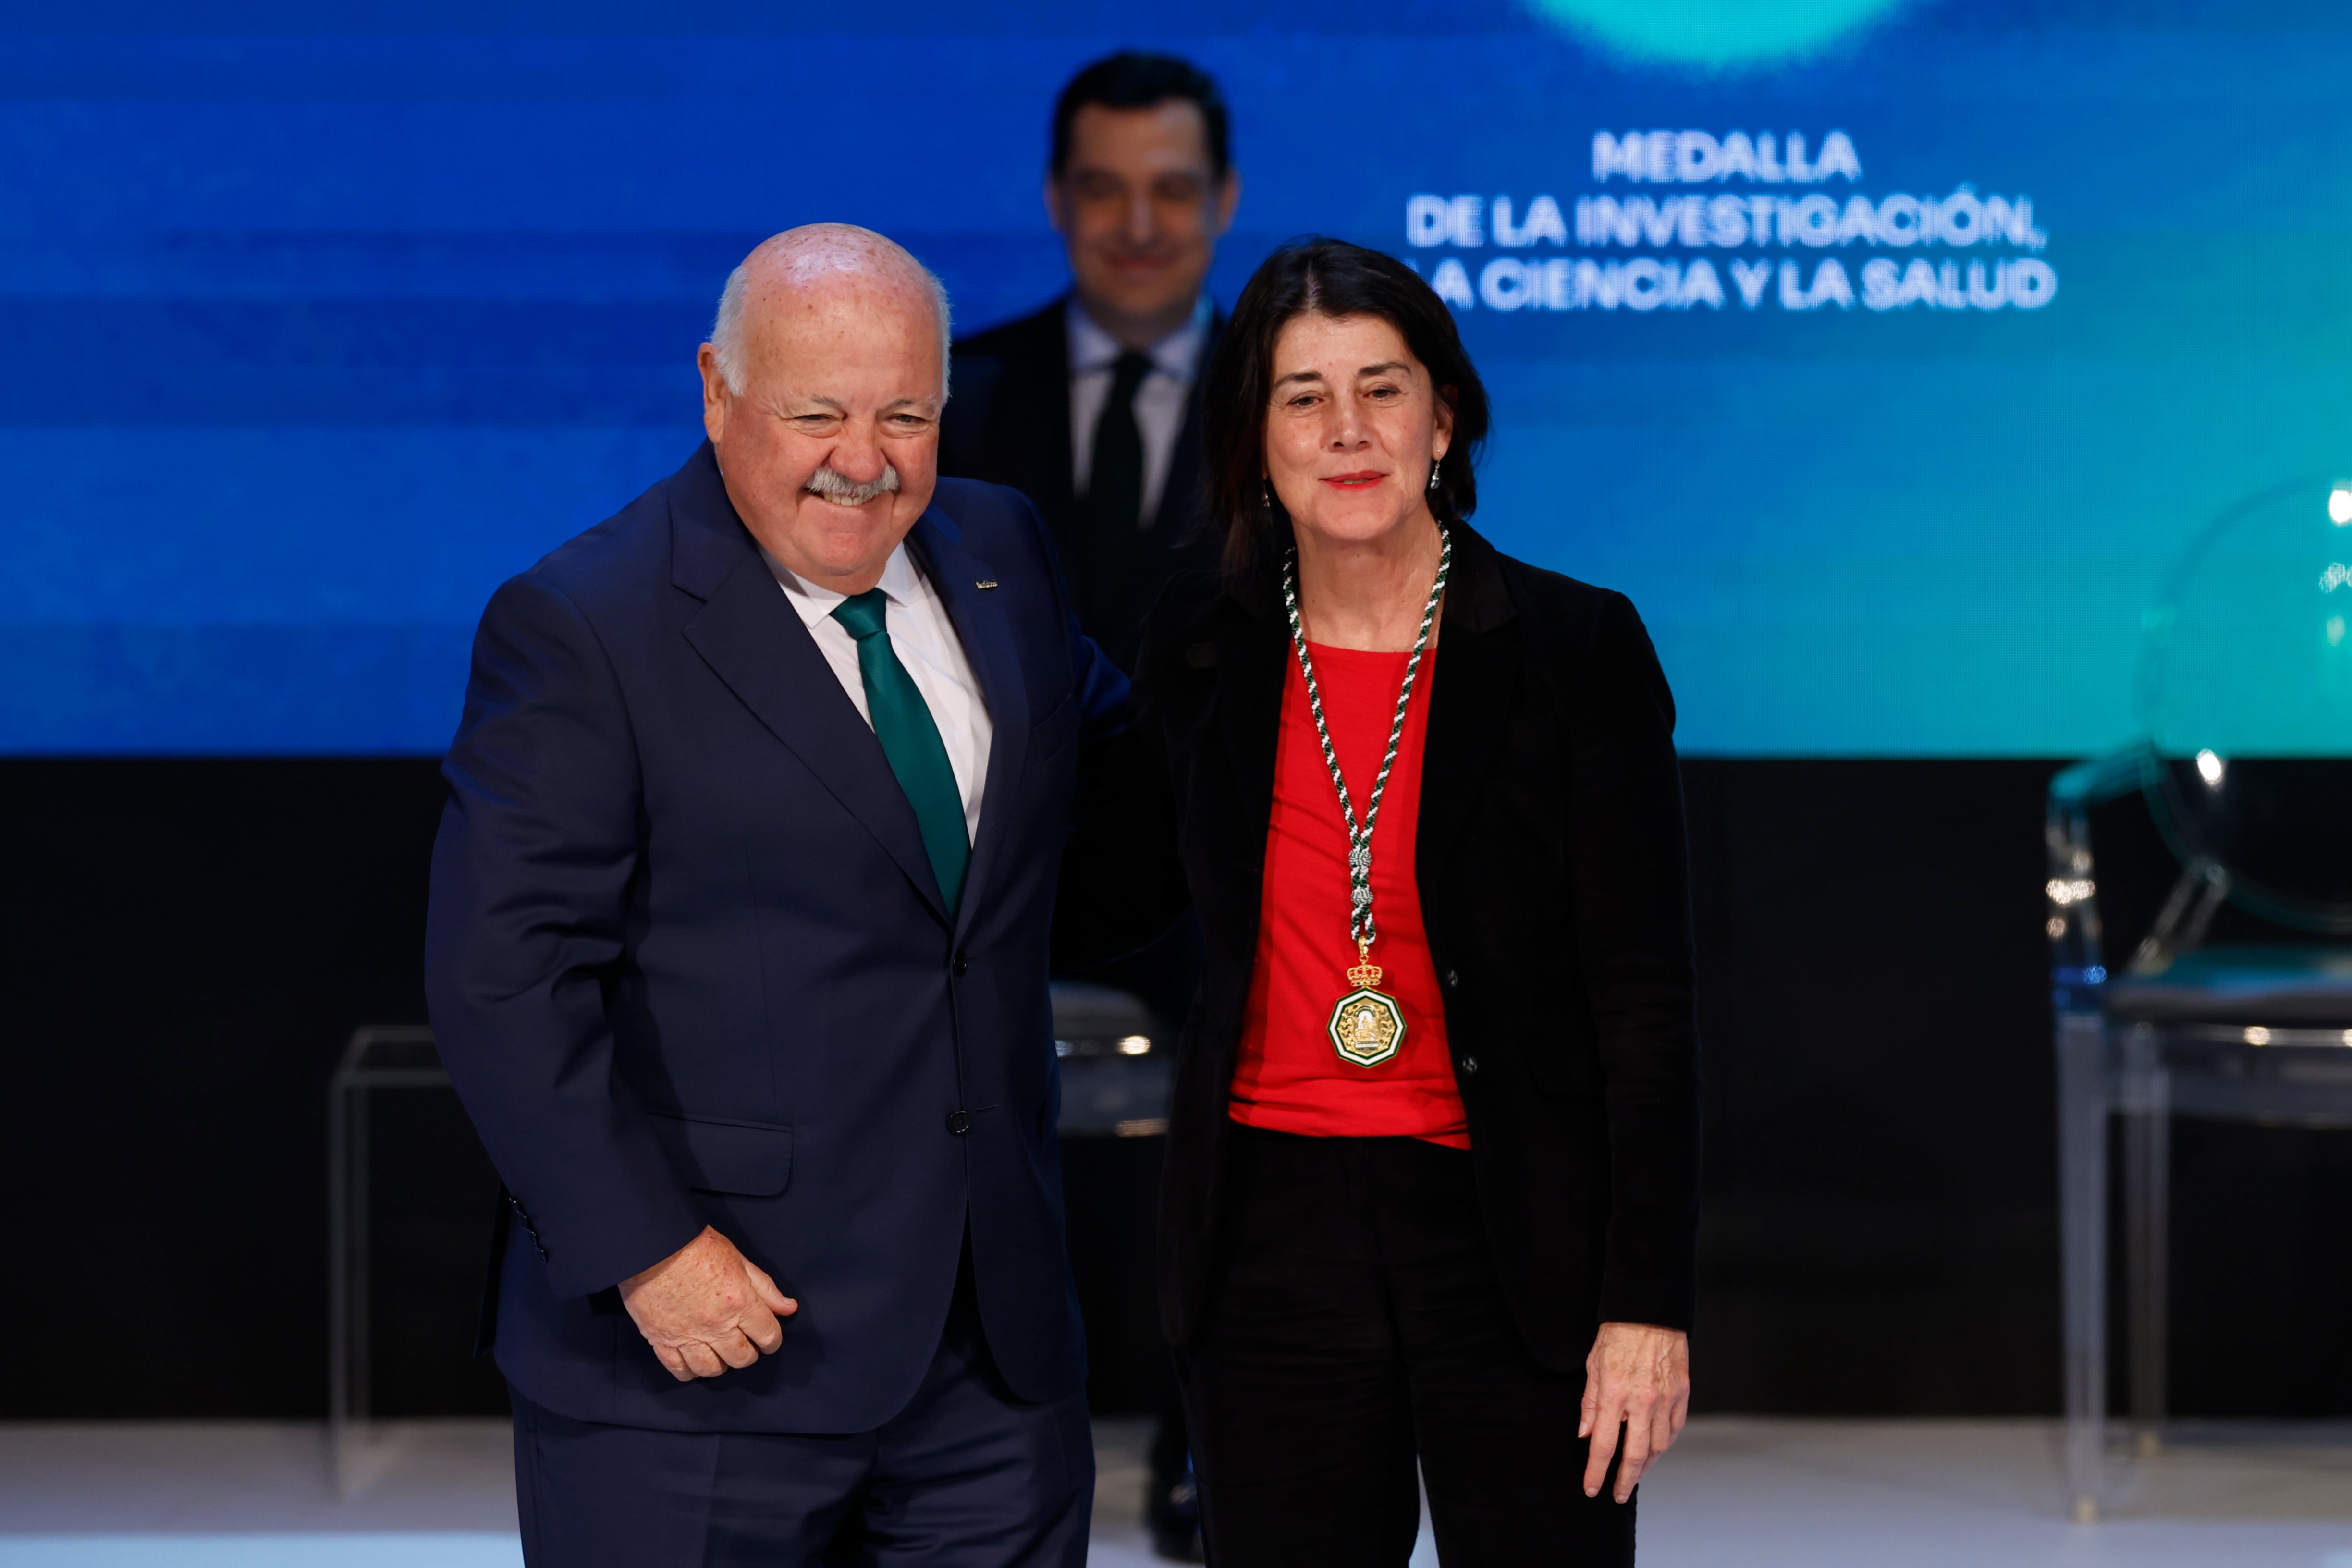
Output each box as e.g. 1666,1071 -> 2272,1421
1523,0 -> 1914,69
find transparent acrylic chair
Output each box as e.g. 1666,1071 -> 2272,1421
2050,478 -> 2352,1520
326,1025 -> 475,1494
1050,980 -> 1174,1138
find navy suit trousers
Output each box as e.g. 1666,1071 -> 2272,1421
511,1258 -> 1093,1568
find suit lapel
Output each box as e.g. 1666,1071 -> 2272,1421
671,456 -> 949,922
1000,305 -> 1077,553
906,512 -> 1031,941
1149,309 -> 1222,545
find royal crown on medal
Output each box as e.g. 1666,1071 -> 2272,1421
1328,944 -> 1407,1067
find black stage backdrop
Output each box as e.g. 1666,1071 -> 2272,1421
7,757 -> 2352,1420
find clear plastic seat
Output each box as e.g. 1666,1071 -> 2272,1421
2052,478 -> 2352,1519
1051,980 -> 1174,1138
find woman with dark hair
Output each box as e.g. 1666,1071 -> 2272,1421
1061,237 -> 1698,1564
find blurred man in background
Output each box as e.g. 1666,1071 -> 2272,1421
942,51 -> 1238,674
940,51 -> 1240,1562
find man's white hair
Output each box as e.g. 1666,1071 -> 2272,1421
708,226 -> 952,398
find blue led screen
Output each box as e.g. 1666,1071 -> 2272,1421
6,0 -> 2352,754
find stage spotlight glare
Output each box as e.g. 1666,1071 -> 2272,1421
2195,748 -> 2226,787
2330,484 -> 2352,525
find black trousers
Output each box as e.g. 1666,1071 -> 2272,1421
1180,1126 -> 1635,1567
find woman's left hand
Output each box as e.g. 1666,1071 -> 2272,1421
1579,1321 -> 1691,1503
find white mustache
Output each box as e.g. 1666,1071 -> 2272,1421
804,464 -> 902,505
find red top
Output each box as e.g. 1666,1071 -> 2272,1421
1229,642 -> 1467,1148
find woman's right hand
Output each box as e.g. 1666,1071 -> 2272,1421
1578,1320 -> 1691,1502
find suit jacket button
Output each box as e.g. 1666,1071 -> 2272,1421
1445,969 -> 1460,988
946,1110 -> 972,1135
1458,1056 -> 1479,1075
952,953 -> 970,977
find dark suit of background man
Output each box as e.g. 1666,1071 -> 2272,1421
424,224 -> 1123,1567
939,53 -> 1238,1561
941,52 -> 1237,676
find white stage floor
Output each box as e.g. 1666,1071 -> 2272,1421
2,1416 -> 2350,1565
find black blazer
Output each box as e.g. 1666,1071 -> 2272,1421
941,295 -> 1225,672
1060,523 -> 1701,1367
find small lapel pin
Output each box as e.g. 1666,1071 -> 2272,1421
974,579 -> 999,589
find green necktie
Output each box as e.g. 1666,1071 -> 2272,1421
831,589 -> 970,911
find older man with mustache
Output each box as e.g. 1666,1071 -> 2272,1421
426,224 -> 1123,1566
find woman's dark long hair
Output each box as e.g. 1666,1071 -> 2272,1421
1203,237 -> 1491,578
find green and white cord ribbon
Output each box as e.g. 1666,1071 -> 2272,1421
1279,523 -> 1452,955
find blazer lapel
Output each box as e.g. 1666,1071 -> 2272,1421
906,511 -> 1032,941
671,458 -> 949,922
1415,527 -> 1520,896
1216,566 -> 1289,858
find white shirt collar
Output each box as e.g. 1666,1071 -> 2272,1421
764,539 -> 923,628
1066,292 -> 1213,384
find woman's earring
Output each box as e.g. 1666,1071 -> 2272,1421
1428,463 -> 1442,493
1262,479 -> 1275,515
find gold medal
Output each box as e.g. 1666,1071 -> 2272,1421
1328,941 -> 1406,1067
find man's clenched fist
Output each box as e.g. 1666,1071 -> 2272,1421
618,1225 -> 798,1383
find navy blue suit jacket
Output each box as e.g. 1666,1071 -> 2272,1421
424,443 -> 1126,1434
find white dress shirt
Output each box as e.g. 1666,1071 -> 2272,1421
766,542 -> 993,841
1068,293 -> 1212,528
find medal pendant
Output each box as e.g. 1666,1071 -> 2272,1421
1328,952 -> 1406,1067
